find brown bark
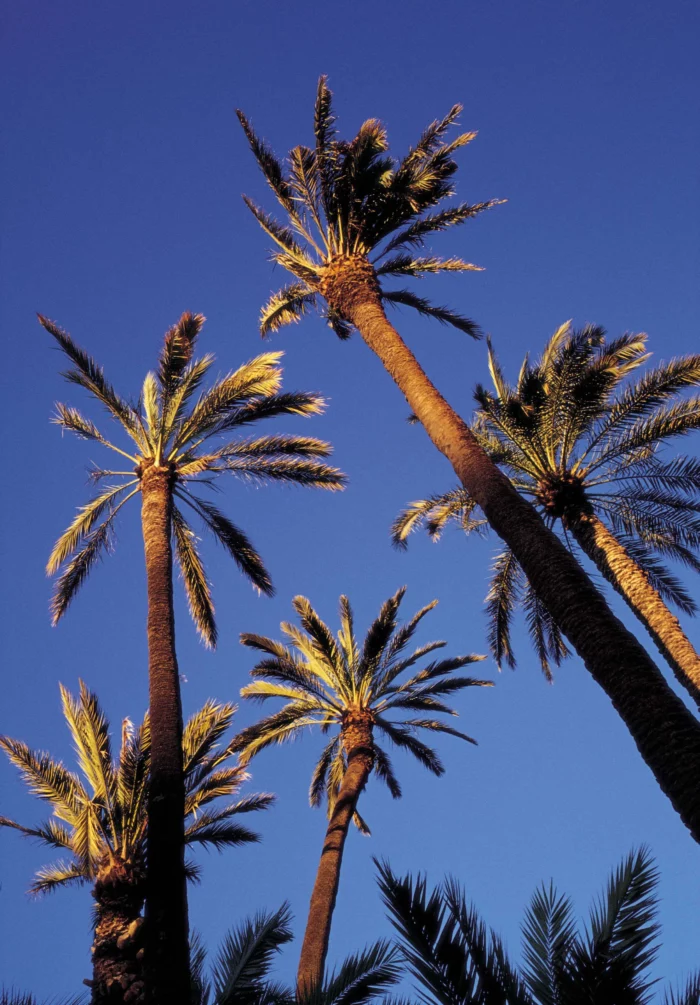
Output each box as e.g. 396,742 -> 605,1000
569,511 -> 700,709
296,713 -> 374,994
91,866 -> 146,1005
140,464 -> 190,1004
320,256 -> 700,844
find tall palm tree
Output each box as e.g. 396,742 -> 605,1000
190,906 -> 400,1005
0,684 -> 273,1005
378,848 -> 700,1004
236,78 -> 700,844
393,324 -> 700,700
231,587 -> 489,992
40,311 -> 345,1004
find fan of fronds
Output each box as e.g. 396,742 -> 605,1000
40,312 -> 345,646
237,76 -> 504,340
378,847 -> 687,1004
393,323 -> 700,677
0,683 -> 273,895
232,588 -> 489,832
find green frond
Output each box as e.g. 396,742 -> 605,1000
236,111 -> 296,215
373,717 -> 444,776
38,315 -> 145,448
522,582 -> 570,681
372,745 -> 402,799
485,549 -> 523,670
178,493 -> 274,597
382,289 -> 481,338
397,719 -> 478,745
185,805 -> 262,849
157,311 -> 205,399
209,903 -> 293,1005
260,284 -> 318,336
522,881 -> 577,1005
46,480 -> 137,575
172,506 -> 217,648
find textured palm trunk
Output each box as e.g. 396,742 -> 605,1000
140,464 -> 190,1004
320,256 -> 700,843
296,713 -> 374,994
568,511 -> 700,709
91,875 -> 145,1004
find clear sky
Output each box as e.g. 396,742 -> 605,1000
1,0 -> 699,996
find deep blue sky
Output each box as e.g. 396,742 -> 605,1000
2,0 -> 699,996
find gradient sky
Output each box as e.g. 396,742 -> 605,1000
2,0 -> 699,996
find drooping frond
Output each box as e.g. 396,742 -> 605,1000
260,284 -> 318,336
179,493 -> 274,597
485,549 -> 523,671
49,515 -> 116,625
172,506 -> 217,647
382,290 -> 481,338
29,860 -> 88,896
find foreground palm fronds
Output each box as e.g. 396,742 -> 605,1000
378,848 -> 699,1004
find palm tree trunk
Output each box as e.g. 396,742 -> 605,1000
568,511 -> 700,709
91,880 -> 146,1004
321,257 -> 700,843
297,717 -> 374,994
140,464 -> 190,1004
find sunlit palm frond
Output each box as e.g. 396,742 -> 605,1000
260,285 -> 318,336
46,480 -> 137,575
29,860 -> 88,896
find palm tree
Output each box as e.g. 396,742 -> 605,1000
378,848 -> 700,1004
0,684 -> 273,1004
40,311 -> 345,1004
236,78 -> 700,844
190,905 -> 400,1005
393,323 -> 700,701
231,587 -> 489,992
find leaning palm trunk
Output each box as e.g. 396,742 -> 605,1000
140,463 -> 189,1003
297,716 -> 375,994
322,257 -> 700,843
569,512 -> 700,708
91,867 -> 145,1004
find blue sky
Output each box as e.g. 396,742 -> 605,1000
2,0 -> 699,996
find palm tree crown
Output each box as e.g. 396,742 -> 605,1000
0,683 -> 273,895
40,311 -> 345,646
237,76 -> 503,340
393,323 -> 700,677
233,588 -> 490,829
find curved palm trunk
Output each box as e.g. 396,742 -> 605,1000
297,717 -> 374,994
568,512 -> 700,709
322,258 -> 700,843
140,464 -> 190,1004
91,876 -> 146,1004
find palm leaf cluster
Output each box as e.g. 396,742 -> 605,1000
0,683 -> 273,894
393,323 -> 700,676
232,588 -> 489,832
40,312 -> 345,646
238,76 -> 503,339
378,848 -> 698,1004
191,904 -> 400,1005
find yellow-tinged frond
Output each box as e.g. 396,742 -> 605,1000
540,320 -> 574,383
172,507 -> 216,648
46,480 -> 137,575
141,372 -> 160,443
241,680 -> 340,712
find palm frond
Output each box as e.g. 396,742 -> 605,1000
0,737 -> 83,824
46,480 -> 137,575
382,290 -> 481,338
210,904 -> 294,1005
521,882 -> 577,1004
485,549 -> 523,671
373,718 -> 444,776
172,505 -> 217,647
260,284 -> 318,336
29,860 -> 87,896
